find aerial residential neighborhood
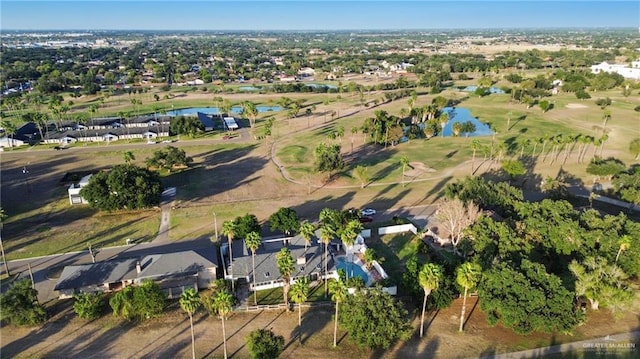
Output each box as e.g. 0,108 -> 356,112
1,1 -> 639,359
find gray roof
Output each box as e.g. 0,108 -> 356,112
54,250 -> 217,291
54,258 -> 138,291
230,232 -> 335,284
137,250 -> 217,280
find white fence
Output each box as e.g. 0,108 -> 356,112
377,223 -> 418,236
371,260 -> 389,279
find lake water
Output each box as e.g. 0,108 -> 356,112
441,107 -> 494,137
463,85 -> 505,94
164,106 -> 283,116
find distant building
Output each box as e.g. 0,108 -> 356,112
590,61 -> 640,80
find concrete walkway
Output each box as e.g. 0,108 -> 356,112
478,331 -> 639,359
154,187 -> 176,242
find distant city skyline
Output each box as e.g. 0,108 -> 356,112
2,1 -> 639,31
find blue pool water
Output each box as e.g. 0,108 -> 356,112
441,107 -> 494,137
164,106 -> 283,116
463,85 -> 505,94
335,256 -> 368,283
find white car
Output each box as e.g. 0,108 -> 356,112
361,208 -> 376,216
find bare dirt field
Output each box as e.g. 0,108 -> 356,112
1,295 -> 638,359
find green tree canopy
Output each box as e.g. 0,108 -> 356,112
73,292 -> 105,320
478,260 -> 582,335
314,142 -> 344,178
268,207 -> 300,235
0,279 -> 47,326
109,280 -> 165,321
233,213 -> 261,239
246,329 -> 285,359
145,146 -> 193,173
80,164 -> 162,211
338,286 -> 412,349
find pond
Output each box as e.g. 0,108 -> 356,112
441,107 -> 494,137
462,85 -> 505,94
163,106 -> 283,116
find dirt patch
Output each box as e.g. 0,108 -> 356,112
566,103 -> 589,109
1,295 -> 637,359
404,162 -> 436,178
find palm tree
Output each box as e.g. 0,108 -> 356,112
456,262 -> 481,332
212,289 -> 234,359
180,288 -> 201,359
601,109 -> 611,136
276,247 -> 296,310
1,121 -> 17,148
221,220 -> 236,271
439,112 -> 449,137
399,156 -> 409,188
615,235 -> 631,263
0,208 -> 9,275
470,139 -> 481,174
353,165 -> 369,189
350,126 -> 358,153
340,220 -> 363,280
320,224 -> 335,297
299,221 -> 315,252
245,231 -> 262,305
290,277 -> 310,343
329,277 -> 348,347
242,101 -> 258,128
418,263 -> 444,337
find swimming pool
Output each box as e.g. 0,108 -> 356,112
335,256 -> 368,283
163,106 -> 283,116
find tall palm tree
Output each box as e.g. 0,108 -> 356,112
320,224 -> 335,297
601,109 -> 611,136
242,101 -> 258,128
299,221 -> 315,252
418,263 -> 444,337
350,126 -> 358,153
212,289 -> 233,359
329,277 -> 348,347
399,156 -> 409,188
470,139 -> 481,174
456,262 -> 481,332
354,165 -> 369,189
340,220 -> 363,280
290,277 -> 309,343
180,288 -> 201,359
245,231 -> 262,305
276,247 -> 296,310
221,221 -> 236,278
0,208 -> 9,275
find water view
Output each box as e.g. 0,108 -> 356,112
441,107 -> 494,137
164,106 -> 283,116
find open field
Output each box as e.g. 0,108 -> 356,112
2,85 -> 639,261
1,292 -> 637,359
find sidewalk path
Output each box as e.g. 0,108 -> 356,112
154,187 -> 176,242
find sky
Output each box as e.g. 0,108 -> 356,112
1,1 -> 639,31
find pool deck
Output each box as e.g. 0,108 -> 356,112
336,253 -> 383,286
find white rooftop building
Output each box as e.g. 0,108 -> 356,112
590,61 -> 640,80
68,174 -> 93,205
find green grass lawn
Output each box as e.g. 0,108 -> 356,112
365,232 -> 425,284
254,282 -> 328,305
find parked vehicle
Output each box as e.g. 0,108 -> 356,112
361,208 -> 376,216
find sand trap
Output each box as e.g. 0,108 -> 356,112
566,103 -> 588,109
404,162 -> 436,177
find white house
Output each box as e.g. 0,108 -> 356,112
590,61 -> 640,80
0,136 -> 25,148
68,174 -> 93,205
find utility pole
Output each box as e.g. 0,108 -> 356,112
213,212 -> 218,240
